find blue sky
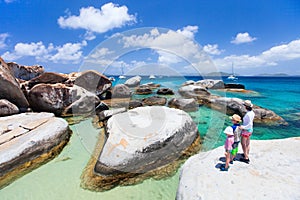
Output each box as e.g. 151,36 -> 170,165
0,0 -> 300,75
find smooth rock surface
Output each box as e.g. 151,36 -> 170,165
124,76 -> 142,87
176,137 -> 300,200
0,112 -> 71,188
94,106 -> 198,175
178,85 -> 211,98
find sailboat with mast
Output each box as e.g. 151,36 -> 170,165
227,62 -> 238,80
118,64 -> 126,79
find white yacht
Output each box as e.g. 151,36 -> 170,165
227,63 -> 238,80
149,74 -> 156,79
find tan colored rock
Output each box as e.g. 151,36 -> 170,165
27,72 -> 69,89
28,83 -> 100,116
0,99 -> 19,116
74,70 -> 111,94
0,57 -> 29,109
7,62 -> 44,81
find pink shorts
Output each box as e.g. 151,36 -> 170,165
242,130 -> 252,138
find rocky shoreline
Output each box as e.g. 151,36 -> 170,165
176,137 -> 300,200
0,57 -> 289,191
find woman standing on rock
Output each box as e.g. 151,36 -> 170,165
240,100 -> 255,163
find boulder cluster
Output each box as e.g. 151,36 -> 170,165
0,57 -> 288,192
0,57 -> 112,117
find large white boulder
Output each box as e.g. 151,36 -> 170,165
124,76 -> 142,87
178,85 -> 210,98
0,112 -> 71,188
176,137 -> 300,200
94,106 -> 198,175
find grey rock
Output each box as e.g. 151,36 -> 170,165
111,84 -> 132,98
157,88 -> 175,95
0,57 -> 29,109
0,99 -> 19,117
7,62 -> 44,81
142,96 -> 167,106
124,76 -> 142,87
178,85 -> 211,98
28,83 -> 100,116
94,106 -> 198,175
168,98 -> 198,112
0,112 -> 71,188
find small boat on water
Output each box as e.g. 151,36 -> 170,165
119,64 -> 126,79
149,74 -> 156,79
227,62 -> 238,80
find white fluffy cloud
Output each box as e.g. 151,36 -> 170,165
203,44 -> 223,55
0,33 -> 9,49
231,32 -> 257,44
2,40 -> 87,64
121,26 -> 211,68
261,39 -> 300,61
176,25 -> 198,39
84,26 -> 215,75
50,41 -> 87,63
58,3 -> 136,35
215,38 -> 300,70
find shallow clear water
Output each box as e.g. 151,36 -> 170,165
1,76 -> 299,199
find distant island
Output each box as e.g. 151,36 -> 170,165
255,73 -> 290,77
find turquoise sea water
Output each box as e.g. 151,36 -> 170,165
1,76 -> 299,199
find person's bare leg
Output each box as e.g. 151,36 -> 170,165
241,136 -> 247,157
246,137 -> 250,159
225,152 -> 230,169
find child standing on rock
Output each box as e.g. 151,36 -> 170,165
221,126 -> 234,171
230,114 -> 242,163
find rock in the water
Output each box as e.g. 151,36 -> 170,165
124,76 -> 142,87
142,96 -> 167,106
94,106 -> 198,175
176,137 -> 300,200
142,82 -> 161,89
224,83 -> 245,89
128,100 -> 144,109
195,79 -> 224,89
0,99 -> 19,116
0,112 -> 71,189
178,85 -> 211,98
157,88 -> 175,95
0,57 -> 29,109
168,98 -> 198,112
111,84 -> 132,98
135,86 -> 152,95
208,97 -> 287,125
7,62 -> 44,81
28,83 -> 100,116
